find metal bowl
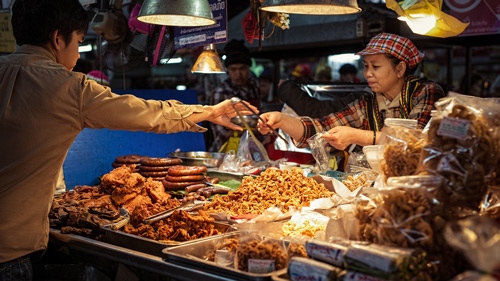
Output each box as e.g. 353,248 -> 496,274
167,151 -> 225,168
230,115 -> 258,128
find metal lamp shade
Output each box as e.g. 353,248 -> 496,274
137,0 -> 216,26
261,0 -> 361,15
191,44 -> 226,74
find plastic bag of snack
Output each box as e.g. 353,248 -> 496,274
234,230 -> 289,273
379,122 -> 425,181
444,216 -> 500,281
343,242 -> 429,281
367,175 -> 474,280
418,93 -> 500,210
307,132 -> 331,174
354,180 -> 434,250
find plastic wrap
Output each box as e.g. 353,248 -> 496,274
235,232 -> 289,273
343,243 -> 428,281
353,175 -> 469,279
480,185 -> 500,220
418,94 -> 500,210
444,216 -> 500,280
353,180 -> 434,249
379,123 -> 424,181
307,132 -> 331,174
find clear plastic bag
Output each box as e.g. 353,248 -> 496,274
307,132 -> 330,174
379,123 -> 425,181
479,185 -> 500,220
235,223 -> 289,273
418,93 -> 500,210
444,216 -> 500,280
353,176 -> 463,280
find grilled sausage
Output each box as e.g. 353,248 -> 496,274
185,183 -> 207,193
165,174 -> 205,182
162,179 -> 205,191
167,165 -> 207,176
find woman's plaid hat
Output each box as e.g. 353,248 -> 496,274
356,33 -> 424,68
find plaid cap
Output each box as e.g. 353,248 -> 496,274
356,33 -> 424,68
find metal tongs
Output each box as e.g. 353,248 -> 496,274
143,201 -> 206,225
230,97 -> 289,146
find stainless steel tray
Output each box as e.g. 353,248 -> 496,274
271,269 -> 289,281
162,232 -> 283,281
207,169 -> 256,182
102,222 -> 233,257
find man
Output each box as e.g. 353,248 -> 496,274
0,1 -> 255,279
207,39 -> 260,151
338,63 -> 361,83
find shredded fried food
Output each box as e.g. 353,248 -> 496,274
123,210 -> 219,242
282,220 -> 326,238
341,173 -> 368,192
203,167 -> 333,216
382,133 -> 424,178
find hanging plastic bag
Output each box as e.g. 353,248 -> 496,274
386,0 -> 469,38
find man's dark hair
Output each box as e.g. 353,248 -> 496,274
12,0 -> 89,46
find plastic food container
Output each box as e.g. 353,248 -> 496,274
362,145 -> 384,173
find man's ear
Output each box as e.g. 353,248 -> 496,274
49,30 -> 63,50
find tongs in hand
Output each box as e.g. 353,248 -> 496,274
230,97 -> 289,146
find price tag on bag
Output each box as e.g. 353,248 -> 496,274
437,117 -> 470,140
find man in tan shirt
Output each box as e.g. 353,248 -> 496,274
0,0 -> 255,278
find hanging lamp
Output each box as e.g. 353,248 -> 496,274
191,44 -> 226,74
137,0 -> 216,26
260,0 -> 361,15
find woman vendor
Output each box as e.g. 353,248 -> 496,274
257,33 -> 445,150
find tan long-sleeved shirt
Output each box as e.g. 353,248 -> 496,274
0,45 -> 206,262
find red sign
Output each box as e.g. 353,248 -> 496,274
445,0 -> 500,36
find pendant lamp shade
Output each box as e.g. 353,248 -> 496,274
191,44 -> 226,74
261,0 -> 361,15
137,0 -> 216,26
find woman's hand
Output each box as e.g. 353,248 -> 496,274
322,126 -> 358,150
257,112 -> 284,135
322,127 -> 375,150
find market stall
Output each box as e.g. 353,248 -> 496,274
47,93 -> 500,281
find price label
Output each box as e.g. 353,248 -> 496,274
437,117 -> 470,140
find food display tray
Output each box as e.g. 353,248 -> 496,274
271,269 -> 289,281
162,232 -> 283,281
101,222 -> 234,257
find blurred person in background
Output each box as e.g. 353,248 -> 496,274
338,63 -> 361,83
459,72 -> 489,97
316,66 -> 333,82
290,63 -> 313,83
207,39 -> 260,152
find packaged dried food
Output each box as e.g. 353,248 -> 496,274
343,243 -> 428,280
288,257 -> 343,281
235,233 -> 289,273
418,93 -> 500,210
379,124 -> 425,181
444,216 -> 500,281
